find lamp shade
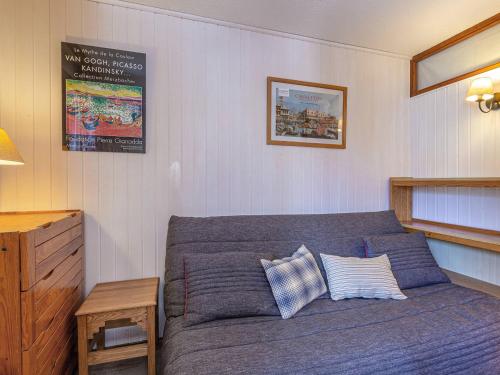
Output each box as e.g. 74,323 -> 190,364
0,128 -> 24,165
466,77 -> 494,102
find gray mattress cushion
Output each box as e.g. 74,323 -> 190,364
364,232 -> 450,289
183,251 -> 279,325
160,283 -> 500,375
164,210 -> 405,318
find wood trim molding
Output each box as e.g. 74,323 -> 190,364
413,14 -> 500,62
411,61 -> 500,97
410,60 -> 418,97
410,13 -> 500,97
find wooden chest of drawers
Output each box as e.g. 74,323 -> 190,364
0,210 -> 84,375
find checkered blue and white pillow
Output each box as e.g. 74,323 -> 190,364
261,245 -> 327,319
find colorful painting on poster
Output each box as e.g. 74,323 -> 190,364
267,77 -> 347,149
61,42 -> 146,153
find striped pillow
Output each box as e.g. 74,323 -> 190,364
320,253 -> 407,301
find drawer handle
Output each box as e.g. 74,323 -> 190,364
39,221 -> 53,229
42,269 -> 54,281
70,212 -> 78,217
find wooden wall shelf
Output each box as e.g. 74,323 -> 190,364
390,177 -> 500,253
391,177 -> 500,188
403,219 -> 500,253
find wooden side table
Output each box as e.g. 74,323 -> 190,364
75,277 -> 159,375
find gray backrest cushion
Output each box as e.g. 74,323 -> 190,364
364,232 -> 450,289
165,210 -> 405,318
184,251 -> 279,325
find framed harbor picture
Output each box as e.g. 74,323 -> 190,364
267,77 -> 347,149
61,42 -> 146,153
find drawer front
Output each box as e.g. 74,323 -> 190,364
22,282 -> 82,375
22,247 -> 83,350
39,334 -> 76,375
35,236 -> 83,287
21,211 -> 82,290
34,211 -> 82,247
34,247 -> 83,315
36,224 -> 82,264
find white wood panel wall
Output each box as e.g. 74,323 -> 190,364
0,0 -> 411,337
410,77 -> 500,285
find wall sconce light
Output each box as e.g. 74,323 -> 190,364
0,128 -> 24,165
465,77 -> 500,113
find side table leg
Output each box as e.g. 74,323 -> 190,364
147,306 -> 156,375
97,327 -> 105,350
77,315 -> 89,375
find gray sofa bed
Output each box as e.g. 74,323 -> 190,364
160,210 -> 500,374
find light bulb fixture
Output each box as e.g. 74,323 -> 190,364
465,77 -> 500,113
